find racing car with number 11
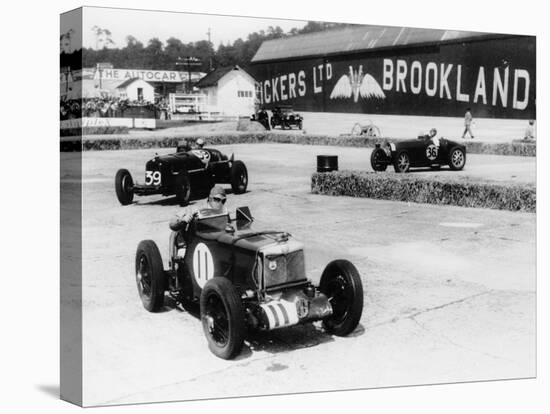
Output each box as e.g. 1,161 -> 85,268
135,207 -> 364,359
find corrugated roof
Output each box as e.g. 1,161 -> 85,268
251,25 -> 495,63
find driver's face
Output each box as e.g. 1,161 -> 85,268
208,196 -> 226,210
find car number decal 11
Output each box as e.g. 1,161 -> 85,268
426,144 -> 438,160
193,242 -> 214,288
145,170 -> 161,185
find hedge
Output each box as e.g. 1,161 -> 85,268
59,132 -> 536,157
311,171 -> 536,212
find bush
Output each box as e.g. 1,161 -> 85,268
311,171 -> 536,212
65,132 -> 536,157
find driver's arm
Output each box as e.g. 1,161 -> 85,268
169,208 -> 198,231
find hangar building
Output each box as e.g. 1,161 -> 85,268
249,25 -> 536,120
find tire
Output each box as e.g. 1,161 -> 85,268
174,172 -> 191,206
200,278 -> 245,359
115,169 -> 134,205
319,260 -> 364,336
448,147 -> 466,171
230,161 -> 248,194
135,240 -> 166,312
370,148 -> 388,172
393,151 -> 411,173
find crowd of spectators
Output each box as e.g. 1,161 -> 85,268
60,96 -> 171,120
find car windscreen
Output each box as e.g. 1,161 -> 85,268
196,214 -> 229,234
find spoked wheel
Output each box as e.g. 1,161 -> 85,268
115,169 -> 134,205
230,161 -> 248,194
135,240 -> 166,312
370,148 -> 388,171
200,278 -> 245,359
319,260 -> 364,336
448,147 -> 466,170
393,151 -> 411,173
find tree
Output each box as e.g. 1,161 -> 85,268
91,26 -> 115,49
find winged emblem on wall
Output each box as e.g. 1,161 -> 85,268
330,65 -> 386,102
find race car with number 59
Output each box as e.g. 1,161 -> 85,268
115,143 -> 249,206
370,135 -> 466,173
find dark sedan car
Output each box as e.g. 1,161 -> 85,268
370,135 -> 466,173
270,106 -> 303,130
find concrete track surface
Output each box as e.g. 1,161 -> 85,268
62,144 -> 535,406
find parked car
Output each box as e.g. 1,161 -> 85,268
134,207 -> 364,359
115,144 -> 248,205
270,106 -> 303,130
370,135 -> 466,173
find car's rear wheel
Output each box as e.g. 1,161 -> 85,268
200,278 -> 245,360
393,151 -> 411,173
448,147 -> 466,170
174,172 -> 191,206
370,148 -> 388,171
115,169 -> 134,205
319,260 -> 364,336
135,240 -> 166,312
230,161 -> 248,194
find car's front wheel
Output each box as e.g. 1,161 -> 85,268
319,260 -> 364,336
370,148 -> 388,171
230,161 -> 248,194
393,151 -> 411,173
135,240 -> 166,312
200,278 -> 245,359
448,147 -> 466,170
115,169 -> 134,205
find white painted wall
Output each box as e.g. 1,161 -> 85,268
199,69 -> 256,116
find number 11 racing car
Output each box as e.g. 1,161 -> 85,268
370,135 -> 466,173
115,144 -> 248,206
135,207 -> 364,359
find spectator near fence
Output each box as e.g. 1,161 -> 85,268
60,96 -> 169,119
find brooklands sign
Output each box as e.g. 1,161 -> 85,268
252,36 -> 535,118
256,60 -> 531,111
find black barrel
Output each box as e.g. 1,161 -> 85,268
317,155 -> 338,173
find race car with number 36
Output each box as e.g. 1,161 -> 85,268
370,135 -> 466,173
115,143 -> 248,206
135,206 -> 364,359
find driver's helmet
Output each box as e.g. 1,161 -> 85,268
196,138 -> 205,148
429,128 -> 437,137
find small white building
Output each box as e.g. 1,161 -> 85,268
116,78 -> 155,102
196,65 -> 256,117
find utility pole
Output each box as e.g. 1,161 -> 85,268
206,28 -> 213,71
176,56 -> 202,93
